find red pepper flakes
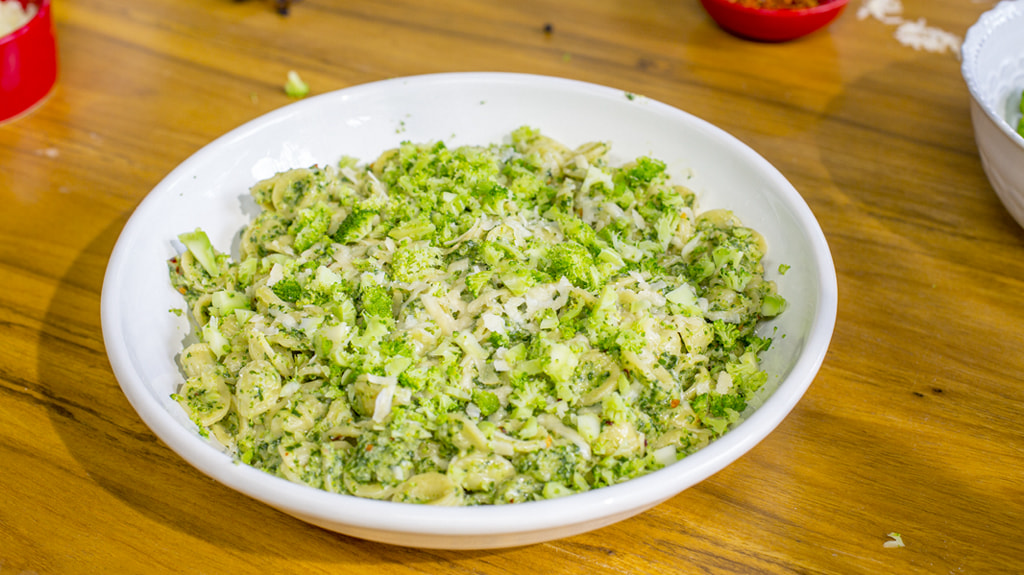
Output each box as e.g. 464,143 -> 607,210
670,399 -> 681,408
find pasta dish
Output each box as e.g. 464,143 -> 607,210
168,127 -> 785,505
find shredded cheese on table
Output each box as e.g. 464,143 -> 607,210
857,0 -> 962,56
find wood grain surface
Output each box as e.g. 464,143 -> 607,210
2,0 -> 1022,573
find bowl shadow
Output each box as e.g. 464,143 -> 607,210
38,213 -> 538,567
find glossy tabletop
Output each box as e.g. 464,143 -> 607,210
2,0 -> 1022,573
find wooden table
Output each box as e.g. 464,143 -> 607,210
3,0 -> 1022,572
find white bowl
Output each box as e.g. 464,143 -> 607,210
962,0 -> 1024,228
101,72 -> 837,549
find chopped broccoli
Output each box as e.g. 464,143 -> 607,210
272,278 -> 302,303
690,392 -> 746,420
390,243 -> 442,284
284,70 -> 309,99
508,374 -> 551,419
601,392 -> 634,425
542,241 -> 601,290
472,389 -> 500,417
556,212 -> 599,248
178,229 -> 222,277
515,444 -> 583,485
760,293 -> 787,317
465,270 -> 494,298
211,290 -> 250,316
343,429 -> 419,486
358,280 -> 392,319
388,218 -> 436,241
541,341 -> 578,383
380,335 -> 414,359
725,351 -> 768,397
712,319 -> 741,350
614,156 -> 666,194
332,209 -> 377,244
289,203 -> 332,252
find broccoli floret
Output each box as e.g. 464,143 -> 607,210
613,321 -> 646,355
498,265 -> 546,297
601,392 -> 634,425
542,241 -> 601,290
712,319 -> 741,350
358,280 -> 392,319
510,125 -> 541,151
690,392 -> 746,423
398,364 -> 442,392
721,264 -> 754,293
289,203 -> 332,252
556,212 -> 599,248
465,270 -> 494,298
685,254 -> 716,284
380,334 -> 414,359
591,454 -> 656,487
390,243 -> 442,284
616,156 -> 667,190
475,240 -> 524,267
508,374 -> 551,419
653,212 -> 679,250
272,278 -> 303,303
472,389 -> 500,417
485,331 -> 509,350
725,351 -> 769,397
332,209 -> 377,244
178,229 -> 222,277
478,182 -> 512,213
581,289 -> 627,353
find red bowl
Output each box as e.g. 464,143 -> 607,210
1,0 -> 57,123
699,0 -> 849,42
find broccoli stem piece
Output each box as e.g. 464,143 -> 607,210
178,229 -> 221,277
284,70 -> 309,99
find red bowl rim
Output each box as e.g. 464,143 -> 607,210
701,0 -> 849,18
0,0 -> 52,47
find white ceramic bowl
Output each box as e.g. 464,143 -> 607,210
962,0 -> 1024,229
101,72 -> 837,549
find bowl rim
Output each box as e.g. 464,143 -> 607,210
101,71 -> 838,542
700,0 -> 849,18
961,0 -> 1024,147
